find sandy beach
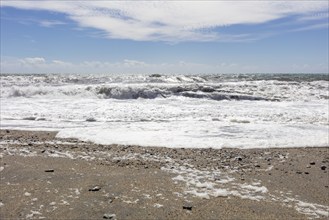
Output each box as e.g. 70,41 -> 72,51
0,129 -> 328,219
2,0 -> 329,219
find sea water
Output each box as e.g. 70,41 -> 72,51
0,73 -> 328,148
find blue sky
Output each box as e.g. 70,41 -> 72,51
1,1 -> 328,74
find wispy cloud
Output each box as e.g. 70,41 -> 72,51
1,13 -> 66,28
290,23 -> 329,32
39,20 -> 66,27
1,1 -> 328,42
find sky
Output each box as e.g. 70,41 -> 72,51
0,1 -> 328,74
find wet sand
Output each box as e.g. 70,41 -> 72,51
0,130 -> 328,219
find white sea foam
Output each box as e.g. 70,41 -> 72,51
240,184 -> 268,193
153,203 -> 164,208
163,160 -> 329,218
1,73 -> 328,149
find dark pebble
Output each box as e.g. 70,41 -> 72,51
183,204 -> 192,211
296,171 -> 302,174
310,162 -> 316,165
321,165 -> 326,170
304,172 -> 309,174
6,130 -> 10,133
28,143 -> 33,146
41,149 -> 46,153
45,169 -> 54,172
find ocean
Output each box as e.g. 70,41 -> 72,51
1,73 -> 328,149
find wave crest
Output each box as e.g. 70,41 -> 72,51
3,84 -> 279,101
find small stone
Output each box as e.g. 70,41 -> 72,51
304,172 -> 309,174
89,186 -> 101,191
45,169 -> 54,172
28,143 -> 33,146
321,165 -> 326,170
5,130 -> 10,133
254,164 -> 261,168
183,204 -> 192,211
41,149 -> 46,153
103,213 -> 116,219
306,165 -> 311,168
310,162 -> 316,165
296,171 -> 302,174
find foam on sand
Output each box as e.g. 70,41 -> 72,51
1,139 -> 328,219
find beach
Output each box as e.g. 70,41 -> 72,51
2,1 -> 329,219
1,129 -> 328,219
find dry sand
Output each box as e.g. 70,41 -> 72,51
0,129 -> 328,219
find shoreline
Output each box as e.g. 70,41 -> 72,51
1,129 -> 328,219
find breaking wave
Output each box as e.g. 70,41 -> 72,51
3,84 -> 280,101
1,73 -> 328,101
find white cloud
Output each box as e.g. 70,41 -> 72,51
1,1 -> 328,42
20,57 -> 46,65
52,60 -> 73,66
0,56 -> 227,73
2,56 -> 327,74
